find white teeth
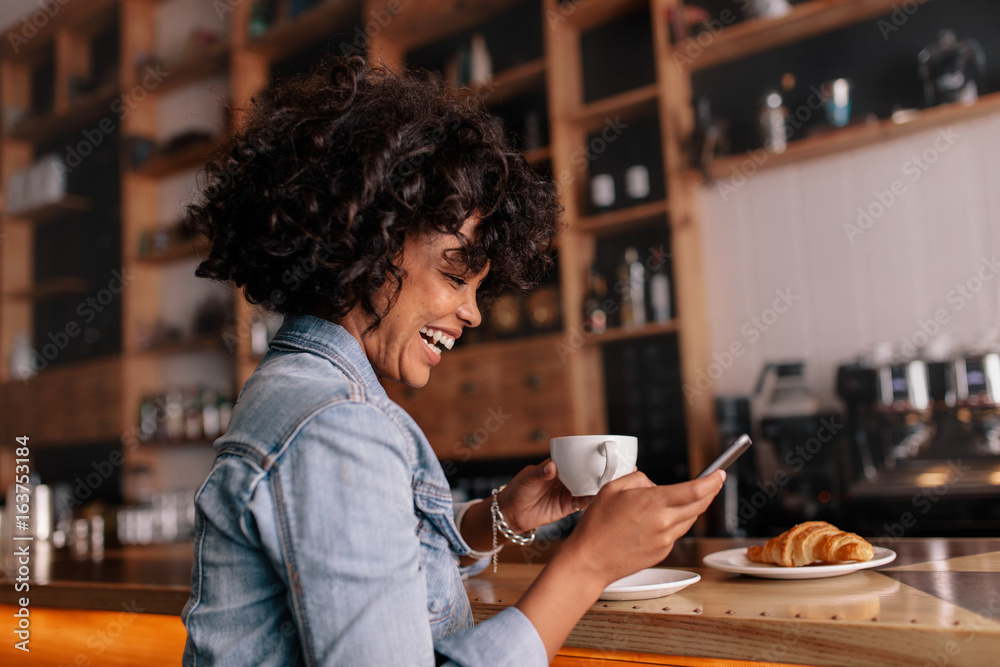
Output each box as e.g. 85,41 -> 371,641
422,337 -> 441,356
419,326 -> 456,352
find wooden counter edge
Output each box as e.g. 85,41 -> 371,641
473,603 -> 1000,667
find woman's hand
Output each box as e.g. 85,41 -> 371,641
514,469 -> 725,662
558,469 -> 726,588
499,459 -> 596,534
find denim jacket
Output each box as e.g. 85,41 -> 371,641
182,314 -> 547,666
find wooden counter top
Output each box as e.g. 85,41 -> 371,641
473,538 -> 1000,666
2,538 -> 998,665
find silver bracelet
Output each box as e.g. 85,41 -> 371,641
455,500 -> 503,560
490,485 -> 537,573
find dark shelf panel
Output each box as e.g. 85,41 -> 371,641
5,194 -> 92,224
700,89 -> 1000,179
247,0 -> 363,61
676,0 -> 939,72
144,40 -> 230,98
585,319 -> 679,345
6,81 -> 119,145
8,276 -> 92,301
461,58 -> 546,108
576,199 -> 668,235
132,139 -> 221,178
567,82 -> 658,131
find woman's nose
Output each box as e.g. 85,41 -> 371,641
457,293 -> 482,328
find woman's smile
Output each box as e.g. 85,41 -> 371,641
342,216 -> 485,387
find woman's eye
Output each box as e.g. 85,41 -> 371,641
446,274 -> 467,287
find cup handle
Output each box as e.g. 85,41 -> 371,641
598,440 -> 618,489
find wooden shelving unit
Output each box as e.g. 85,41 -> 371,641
576,199 -> 669,234
561,0 -> 648,31
6,81 -> 120,144
675,0 -> 940,72
132,137 -> 223,178
567,82 -> 658,128
6,194 -> 93,225
7,276 -> 93,301
134,333 -> 229,357
462,57 -> 546,107
701,89 -> 1000,180
525,145 -> 552,164
244,0 -> 363,60
584,319 -> 679,345
0,0 -> 992,538
133,237 -> 211,265
144,40 -> 230,99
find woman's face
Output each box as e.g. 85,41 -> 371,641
354,217 -> 486,388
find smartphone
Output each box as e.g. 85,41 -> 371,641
695,434 -> 752,479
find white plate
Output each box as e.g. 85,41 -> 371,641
702,546 -> 897,579
599,568 -> 701,600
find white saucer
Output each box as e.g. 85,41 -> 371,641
702,546 -> 897,580
599,568 -> 701,600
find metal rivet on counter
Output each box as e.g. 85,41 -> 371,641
474,598 -> 481,602
871,617 -> 878,622
498,599 -> 505,603
760,611 -> 768,616
831,615 -> 841,620
794,613 -> 804,618
693,608 -> 702,613
725,610 -> 735,615
911,619 -> 918,623
661,607 -> 670,611
603,604 -> 611,607
632,605 -> 641,609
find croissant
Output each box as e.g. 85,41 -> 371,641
746,521 -> 874,567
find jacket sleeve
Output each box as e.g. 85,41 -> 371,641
259,400 -> 547,667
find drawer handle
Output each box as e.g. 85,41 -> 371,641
525,373 -> 545,389
530,428 -> 549,443
461,381 -> 478,396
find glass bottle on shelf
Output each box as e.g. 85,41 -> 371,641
617,247 -> 646,329
184,388 -> 203,441
649,264 -> 672,323
164,390 -> 185,441
623,133 -> 651,204
201,387 -> 221,440
758,87 -> 788,153
589,173 -> 615,212
582,268 -> 608,335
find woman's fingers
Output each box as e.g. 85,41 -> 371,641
655,471 -> 725,505
601,469 -> 656,492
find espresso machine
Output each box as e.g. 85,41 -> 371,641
749,362 -> 847,533
836,348 -> 1000,536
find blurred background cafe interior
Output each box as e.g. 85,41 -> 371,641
0,0 -> 999,561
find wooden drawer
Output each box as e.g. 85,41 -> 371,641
382,336 -> 575,462
0,357 -> 123,445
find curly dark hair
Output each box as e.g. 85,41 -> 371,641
189,56 -> 562,330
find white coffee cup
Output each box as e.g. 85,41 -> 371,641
550,435 -> 638,496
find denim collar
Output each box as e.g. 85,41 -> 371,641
271,313 -> 388,400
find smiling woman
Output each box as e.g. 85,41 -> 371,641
180,55 -> 725,667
